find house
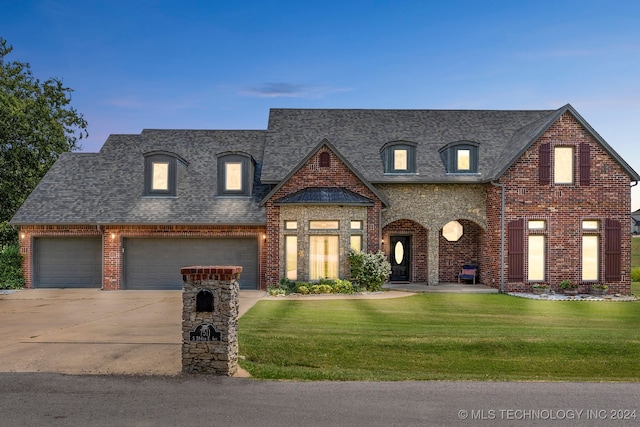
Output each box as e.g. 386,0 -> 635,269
632,209 -> 640,235
11,104 -> 640,294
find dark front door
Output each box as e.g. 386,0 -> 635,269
390,236 -> 411,282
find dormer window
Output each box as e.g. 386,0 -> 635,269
218,152 -> 253,196
144,152 -> 179,196
381,141 -> 417,174
440,141 -> 479,174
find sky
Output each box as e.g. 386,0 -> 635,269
2,0 -> 640,210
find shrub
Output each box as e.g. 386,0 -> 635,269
331,279 -> 354,294
267,285 -> 287,296
319,284 -> 332,294
0,243 -> 25,289
297,285 -> 309,295
631,267 -> 640,282
349,250 -> 391,292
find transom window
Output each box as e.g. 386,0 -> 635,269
310,220 -> 339,230
381,141 -> 417,174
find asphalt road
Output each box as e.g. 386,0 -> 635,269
2,373 -> 639,427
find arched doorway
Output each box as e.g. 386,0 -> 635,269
438,219 -> 483,283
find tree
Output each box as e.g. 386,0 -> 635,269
0,37 -> 88,246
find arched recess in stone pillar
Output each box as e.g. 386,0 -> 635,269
381,219 -> 429,283
438,218 -> 486,283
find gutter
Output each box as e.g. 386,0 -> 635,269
490,181 -> 506,294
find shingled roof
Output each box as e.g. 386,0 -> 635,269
12,104 -> 639,226
262,107 -> 560,183
11,130 -> 269,225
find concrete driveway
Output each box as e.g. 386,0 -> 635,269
0,288 -> 414,376
0,289 -> 266,375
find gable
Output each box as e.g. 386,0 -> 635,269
261,141 -> 387,207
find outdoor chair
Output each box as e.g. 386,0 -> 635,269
457,264 -> 478,284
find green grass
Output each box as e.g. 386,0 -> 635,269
239,294 -> 640,381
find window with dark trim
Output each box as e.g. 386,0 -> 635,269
217,153 -> 253,196
509,219 -> 548,283
540,143 -> 590,186
381,142 -> 417,174
144,153 -> 177,196
439,141 -> 479,174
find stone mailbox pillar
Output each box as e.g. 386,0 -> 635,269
181,266 -> 242,375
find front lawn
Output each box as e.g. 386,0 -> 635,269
239,293 -> 640,381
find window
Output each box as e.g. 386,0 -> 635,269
381,142 -> 417,174
442,220 -> 463,242
217,153 -> 253,196
310,236 -> 339,280
528,235 -> 545,281
509,219 -> 547,282
350,221 -> 362,230
439,142 -> 479,174
582,235 -> 599,281
554,146 -> 574,184
350,235 -> 362,252
394,149 -> 408,170
285,235 -> 297,280
144,153 -> 177,196
152,162 -> 169,191
225,162 -> 243,191
310,220 -> 339,230
285,221 -> 298,230
457,149 -> 470,171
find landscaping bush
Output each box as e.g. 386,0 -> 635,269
0,243 -> 25,289
269,278 -> 356,295
631,267 -> 640,282
349,250 -> 391,292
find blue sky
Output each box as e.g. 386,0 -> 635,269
2,0 -> 640,209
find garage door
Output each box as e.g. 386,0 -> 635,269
123,238 -> 258,290
33,237 -> 102,288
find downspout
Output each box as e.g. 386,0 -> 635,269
490,181 -> 505,294
97,224 -> 104,290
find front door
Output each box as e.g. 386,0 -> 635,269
390,236 -> 411,282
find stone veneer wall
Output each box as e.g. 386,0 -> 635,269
377,184 -> 487,285
181,266 -> 241,375
279,205 -> 368,282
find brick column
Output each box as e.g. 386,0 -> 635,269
181,266 -> 241,375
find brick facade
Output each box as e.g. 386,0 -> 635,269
264,145 -> 383,287
482,112 -> 632,293
20,224 -> 266,290
15,110 -> 635,294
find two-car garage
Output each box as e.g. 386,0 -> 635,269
32,237 -> 259,290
